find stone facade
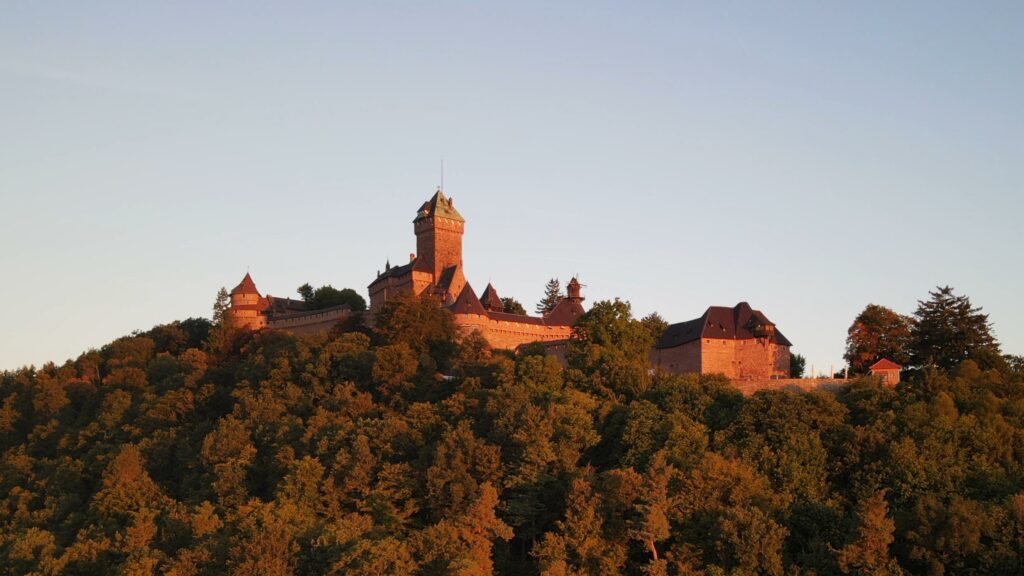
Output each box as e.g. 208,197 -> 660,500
653,302 -> 791,379
228,274 -> 269,331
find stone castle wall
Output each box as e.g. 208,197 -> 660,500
701,338 -> 790,379
229,292 -> 268,331
453,313 -> 574,350
266,307 -> 352,336
651,340 -> 702,373
652,338 -> 790,379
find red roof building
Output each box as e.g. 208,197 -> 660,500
869,358 -> 902,386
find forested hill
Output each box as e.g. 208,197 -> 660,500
4,296 -> 1024,576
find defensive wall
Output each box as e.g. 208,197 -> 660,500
453,313 -> 574,350
266,306 -> 352,336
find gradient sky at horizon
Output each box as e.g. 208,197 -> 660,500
1,1 -> 1022,373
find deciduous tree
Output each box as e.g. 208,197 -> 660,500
844,304 -> 912,374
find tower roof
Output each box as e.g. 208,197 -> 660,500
414,190 -> 465,223
230,273 -> 261,296
450,283 -> 487,316
480,283 -> 502,311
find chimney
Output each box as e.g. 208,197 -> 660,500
409,253 -> 415,262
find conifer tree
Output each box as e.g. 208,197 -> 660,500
207,287 -> 237,357
536,278 -> 563,316
212,287 -> 231,326
911,286 -> 1000,370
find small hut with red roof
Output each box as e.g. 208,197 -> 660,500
869,358 -> 903,386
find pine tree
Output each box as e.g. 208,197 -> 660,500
911,286 -> 1000,370
212,287 -> 231,326
207,287 -> 237,356
536,278 -> 563,316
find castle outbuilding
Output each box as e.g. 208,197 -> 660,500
869,358 -> 902,386
653,302 -> 792,379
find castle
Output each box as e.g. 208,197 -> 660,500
367,190 -> 586,349
226,189 -> 791,379
228,274 -> 353,336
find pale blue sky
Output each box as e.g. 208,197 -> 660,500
1,1 -> 1021,373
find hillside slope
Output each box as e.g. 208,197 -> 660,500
3,299 -> 1024,575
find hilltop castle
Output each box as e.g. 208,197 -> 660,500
367,190 -> 586,349
226,189 -> 791,379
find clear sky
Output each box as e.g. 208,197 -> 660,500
1,1 -> 1021,373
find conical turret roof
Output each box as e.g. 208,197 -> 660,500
230,273 -> 261,296
480,283 -> 502,311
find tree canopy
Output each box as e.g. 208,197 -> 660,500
297,283 -> 367,311
845,304 -> 913,374
501,297 -> 527,316
1,288 -> 1023,575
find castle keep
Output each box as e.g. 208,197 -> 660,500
367,190 -> 585,349
368,191 -> 467,312
226,188 -> 791,379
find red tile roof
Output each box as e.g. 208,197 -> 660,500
451,283 -> 487,316
230,273 -> 260,296
869,358 -> 903,371
656,302 -> 792,349
480,283 -> 502,311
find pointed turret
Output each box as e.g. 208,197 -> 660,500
480,283 -> 503,312
228,272 -> 269,331
231,272 -> 261,296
